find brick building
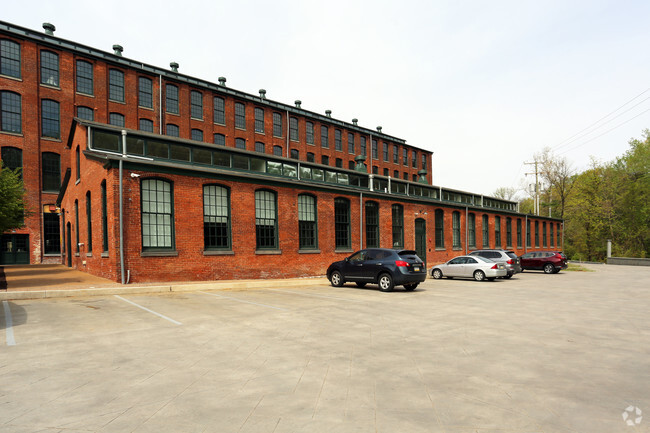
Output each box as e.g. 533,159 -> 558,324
0,20 -> 562,281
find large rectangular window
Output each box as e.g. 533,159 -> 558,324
166,84 -> 179,114
213,96 -> 225,124
290,117 -> 298,141
321,126 -> 329,148
108,69 -> 124,102
255,190 -> 277,249
527,220 -> 532,247
254,108 -> 265,133
535,221 -> 539,247
482,214 -> 490,247
306,121 -> 314,144
452,211 -> 461,248
273,112 -> 283,137
392,204 -> 404,248
43,213 -> 60,254
190,90 -> 203,119
517,219 -> 522,248
41,99 -> 60,139
383,142 -> 388,162
494,216 -> 501,248
348,133 -> 355,154
506,217 -> 512,247
76,60 -> 93,95
550,223 -> 555,247
365,201 -> 379,248
42,152 -> 60,192
360,137 -> 367,156
1,39 -> 21,78
141,179 -> 174,250
204,185 -> 231,250
334,198 -> 350,249
1,91 -> 21,133
543,222 -> 547,247
235,102 -> 246,129
335,129 -> 342,151
468,213 -> 476,248
101,180 -> 108,253
435,209 -> 444,248
371,139 -> 378,159
40,51 -> 59,86
138,77 -> 153,108
298,194 -> 317,250
86,192 -> 93,253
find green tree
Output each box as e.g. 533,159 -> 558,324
0,161 -> 28,234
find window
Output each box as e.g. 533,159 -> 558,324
252,107 -> 264,133
40,51 -> 59,86
255,142 -> 265,153
86,191 -> 93,253
109,112 -> 125,127
422,154 -> 427,170
108,69 -> 124,102
139,77 -> 153,108
101,180 -> 108,252
371,139 -> 378,159
335,158 -> 342,168
543,222 -> 547,247
190,91 -> 203,119
394,170 -> 399,178
535,221 -> 539,247
403,172 -> 408,180
392,204 -> 404,248
191,129 -> 203,141
550,223 -> 555,247
204,184 -> 231,250
452,211 -> 461,248
348,133 -> 355,154
166,124 -> 179,137
335,129 -> 342,151
77,106 -> 93,121
383,142 -> 388,161
306,121 -> 314,144
235,138 -> 246,149
556,223 -> 561,247
214,133 -> 225,146
517,219 -> 522,247
334,198 -> 350,249
321,155 -> 329,165
207,95 -> 223,124
273,112 -> 283,137
495,216 -> 501,247
413,174 -> 417,182
349,161 -> 356,170
1,147 -> 22,174
273,145 -> 283,156
298,194 -> 317,249
365,201 -> 379,248
1,91 -> 21,133
527,220 -> 531,247
383,168 -> 389,176
139,119 -> 154,132
307,152 -> 315,162
435,209 -> 444,248
41,99 -> 60,138
291,149 -> 299,160
76,60 -> 93,95
1,39 -> 21,78
42,152 -> 60,192
506,217 -> 512,247
235,102 -> 245,129
412,150 -> 417,168
373,166 -> 378,174
166,84 -> 179,114
468,213 -> 476,248
75,146 -> 80,181
393,145 -> 398,164
43,212 -> 60,254
482,215 -> 489,247
360,136 -> 367,156
321,126 -> 329,148
255,190 -> 277,249
290,117 -> 298,141
141,179 -> 174,250
403,148 -> 408,166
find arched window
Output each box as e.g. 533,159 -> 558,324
468,213 -> 476,248
452,211 -> 461,248
77,106 -> 94,121
138,77 -> 153,108
482,214 -> 490,247
506,217 -> 512,247
166,84 -> 179,114
190,90 -> 203,119
76,60 -> 93,95
41,99 -> 60,138
1,39 -> 21,78
109,69 -> 124,102
1,146 -> 22,173
494,215 -> 501,248
40,50 -> 59,86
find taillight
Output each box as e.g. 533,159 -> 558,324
507,259 -> 513,264
491,264 -> 498,269
395,260 -> 409,267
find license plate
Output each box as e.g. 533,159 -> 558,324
413,266 -> 420,272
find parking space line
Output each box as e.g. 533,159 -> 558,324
198,291 -> 288,311
3,301 -> 16,346
269,288 -> 364,303
114,295 -> 182,325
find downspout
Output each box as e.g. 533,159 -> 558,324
359,192 -> 363,249
119,130 -> 126,284
465,206 -> 468,255
286,110 -> 290,158
159,75 -> 163,134
524,214 -> 528,254
368,133 -> 373,172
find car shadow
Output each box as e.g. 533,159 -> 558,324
1,301 -> 27,330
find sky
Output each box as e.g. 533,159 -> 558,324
5,0 -> 650,198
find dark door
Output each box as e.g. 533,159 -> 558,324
66,222 -> 72,267
415,218 -> 427,267
0,234 -> 30,265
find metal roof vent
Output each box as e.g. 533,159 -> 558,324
352,118 -> 358,126
325,110 -> 332,118
259,89 -> 266,99
42,23 -> 56,36
295,100 -> 302,108
218,77 -> 227,86
113,45 -> 123,56
170,62 -> 179,72
376,126 -> 382,133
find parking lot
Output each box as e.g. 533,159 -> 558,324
1,264 -> 649,432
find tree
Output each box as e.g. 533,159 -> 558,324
0,161 -> 28,234
492,186 -> 518,201
536,147 -> 576,219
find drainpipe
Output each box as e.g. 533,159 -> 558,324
465,206 -> 468,255
119,130 -> 126,284
359,192 -> 364,249
286,110 -> 290,158
524,215 -> 528,254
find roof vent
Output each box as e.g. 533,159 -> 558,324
170,62 -> 179,72
113,45 -> 123,56
325,110 -> 332,118
352,118 -> 358,126
295,100 -> 302,108
376,126 -> 382,133
42,23 -> 56,36
218,77 -> 227,86
259,89 -> 266,99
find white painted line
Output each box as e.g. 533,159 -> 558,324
3,301 -> 16,346
269,288 -> 364,303
198,291 -> 288,311
114,295 -> 182,325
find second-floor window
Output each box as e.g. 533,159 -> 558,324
76,60 -> 93,95
40,51 -> 59,86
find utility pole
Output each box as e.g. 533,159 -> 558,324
524,160 -> 540,216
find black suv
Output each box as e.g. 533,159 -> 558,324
468,249 -> 521,277
327,248 -> 427,292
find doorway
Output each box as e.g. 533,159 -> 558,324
415,218 -> 427,266
0,234 -> 30,265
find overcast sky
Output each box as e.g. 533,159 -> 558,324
6,0 -> 650,197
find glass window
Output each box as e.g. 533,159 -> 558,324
42,152 -> 60,191
204,184 -> 231,249
527,220 -> 532,247
235,102 -> 246,129
75,146 -> 80,181
1,146 -> 22,174
372,139 -> 378,159
139,77 -> 153,108
483,215 -> 490,247
495,216 -> 501,247
452,211 -> 461,248
403,148 -> 408,166
235,138 -> 246,149
191,129 -> 203,141
506,217 -> 512,247
190,90 -> 203,119
290,117 -> 298,141
273,145 -> 283,156
255,142 -> 265,153
383,142 -> 388,161
412,150 -> 417,168
41,99 -> 60,138
422,154 -> 427,170
272,112 -> 283,137
109,112 -> 125,127
43,212 -> 60,254
101,180 -> 108,252
543,222 -> 547,247
76,60 -> 93,95
393,145 -> 399,164
321,155 -> 329,165
307,152 -> 315,163
335,129 -> 342,151
213,96 -> 225,124
550,223 -> 555,247
139,119 -> 154,132
517,219 -> 522,247
40,51 -> 59,86
77,106 -> 94,121
306,121 -> 314,144
255,190 -> 277,249
535,221 -> 539,247
321,126 -> 329,148
1,39 -> 21,78
392,204 -> 404,248
214,133 -> 225,146
108,69 -> 124,102
141,179 -> 174,250
255,107 -> 264,133
435,209 -> 444,248
75,200 -> 79,253
291,149 -> 299,160
298,194 -> 317,249
335,158 -> 342,168
1,91 -> 21,133
86,191 -> 93,253
166,84 -> 179,114
334,198 -> 350,249
360,136 -> 367,156
468,213 -> 476,248
166,124 -> 179,137
349,161 -> 356,170
556,223 -> 561,247
348,133 -> 355,154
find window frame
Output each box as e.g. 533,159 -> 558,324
435,209 -> 445,248
190,90 -> 203,120
298,194 -> 318,250
40,50 -> 59,87
141,178 -> 175,251
334,197 -> 351,250
41,99 -> 60,139
138,76 -> 153,109
1,91 -> 21,134
108,69 -> 125,102
42,152 -> 60,192
203,184 -> 231,250
392,204 -> 404,249
76,59 -> 94,95
365,201 -> 380,248
452,211 -> 461,249
166,84 -> 179,115
1,39 -> 21,79
255,189 -> 278,250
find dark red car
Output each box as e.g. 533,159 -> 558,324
519,251 -> 568,274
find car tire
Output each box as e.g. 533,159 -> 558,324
355,282 -> 367,288
474,270 -> 486,281
330,271 -> 344,287
432,269 -> 443,279
404,283 -> 418,291
378,273 -> 394,292
544,264 -> 554,274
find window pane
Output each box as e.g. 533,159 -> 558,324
213,96 -> 225,124
139,119 -> 154,132
191,90 -> 203,119
204,185 -> 230,249
42,152 -> 60,191
1,40 -> 21,78
1,91 -> 21,133
76,60 -> 93,95
40,51 -> 59,86
109,69 -> 124,102
41,100 -> 60,138
139,77 -> 153,108
166,84 -> 179,114
77,106 -> 94,121
141,179 -> 173,249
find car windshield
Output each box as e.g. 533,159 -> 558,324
397,250 -> 421,261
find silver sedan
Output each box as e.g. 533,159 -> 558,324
430,255 -> 507,281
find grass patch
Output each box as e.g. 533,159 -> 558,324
565,263 -> 595,272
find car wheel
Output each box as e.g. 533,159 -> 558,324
355,282 -> 367,288
404,283 -> 418,291
378,273 -> 394,292
544,264 -> 554,274
432,269 -> 443,279
330,271 -> 344,287
474,270 -> 486,281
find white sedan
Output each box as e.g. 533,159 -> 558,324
430,255 -> 507,281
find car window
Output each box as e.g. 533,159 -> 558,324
487,252 -> 499,259
506,252 -> 518,259
466,257 -> 477,264
398,250 -> 420,261
349,251 -> 365,262
521,253 -> 533,259
449,257 -> 464,265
